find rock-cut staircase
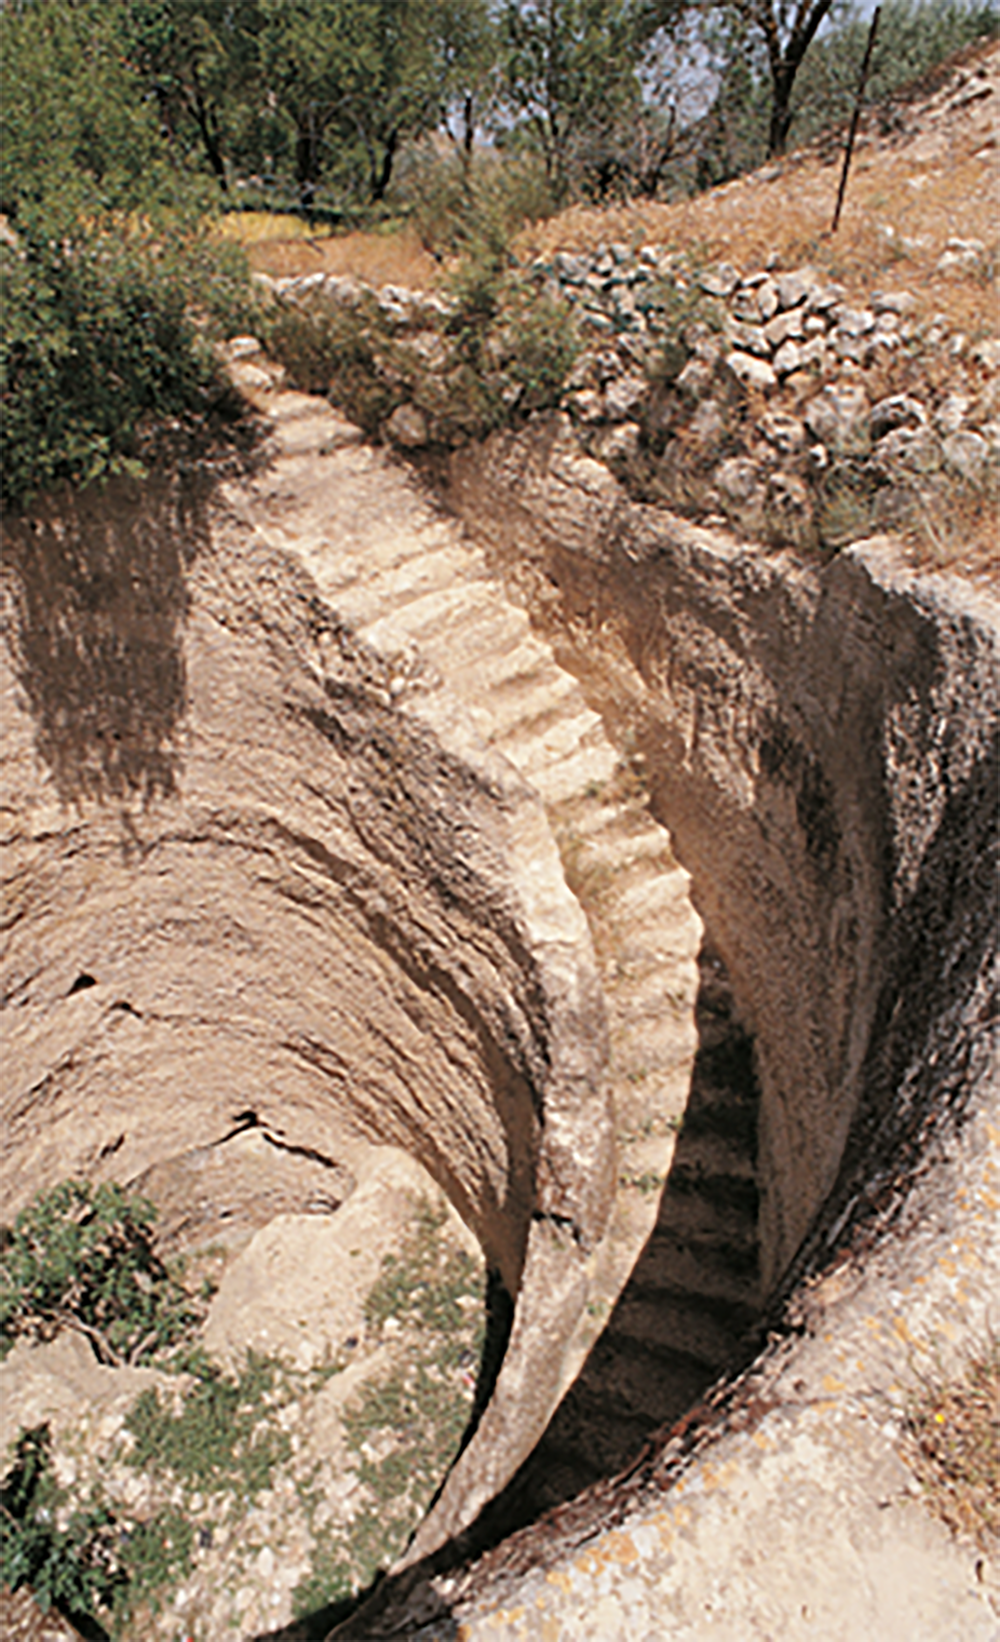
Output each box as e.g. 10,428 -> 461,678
222,387 -> 763,1531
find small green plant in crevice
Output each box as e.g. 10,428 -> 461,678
0,1423 -> 124,1626
290,1530 -> 355,1631
292,1201 -> 486,1619
0,1180 -> 200,1367
642,275 -> 725,387
124,1349 -> 294,1502
106,1504 -> 195,1632
0,1422 -> 193,1638
620,1169 -> 667,1196
902,1338 -> 1000,1552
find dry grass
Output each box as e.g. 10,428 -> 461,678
219,212 -> 441,288
902,1339 -> 1000,1553
522,39 -> 1000,579
521,42 -> 1000,343
224,41 -> 999,578
221,43 -> 999,331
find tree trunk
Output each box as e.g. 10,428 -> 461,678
370,129 -> 398,203
461,93 -> 475,177
295,119 -> 320,212
768,68 -> 796,154
761,0 -> 835,156
191,67 -> 228,190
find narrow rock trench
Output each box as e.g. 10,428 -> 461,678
1,394 -> 996,1640
471,942 -> 763,1540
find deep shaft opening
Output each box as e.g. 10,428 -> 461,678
459,937 -> 764,1547
0,472 -> 610,1640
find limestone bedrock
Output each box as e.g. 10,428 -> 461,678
0,459 -> 612,1560
327,413 -> 998,1642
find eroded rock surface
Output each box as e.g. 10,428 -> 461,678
2,373 -> 996,1639
334,415 -> 997,1639
0,447 -> 616,1625
0,1155 -> 487,1639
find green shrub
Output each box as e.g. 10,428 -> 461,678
1,217 -> 255,511
124,1350 -> 294,1499
263,233 -> 580,446
0,1424 -> 125,1623
492,285 -> 582,415
0,1179 -> 199,1366
262,288 -> 406,433
0,0 -> 180,226
404,149 -> 556,261
0,1422 -> 194,1635
293,1202 -> 485,1619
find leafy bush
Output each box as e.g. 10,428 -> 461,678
263,233 -> 580,445
0,1424 -> 125,1623
1,218 -> 255,511
262,288 -> 404,431
405,148 -> 556,260
0,1180 -> 199,1366
0,0 -> 180,226
0,1422 -> 194,1635
500,286 -> 583,414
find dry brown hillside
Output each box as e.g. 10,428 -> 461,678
240,38 -> 998,337
235,39 -> 999,578
523,36 -> 1000,345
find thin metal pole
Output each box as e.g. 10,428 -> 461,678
831,6 -> 881,234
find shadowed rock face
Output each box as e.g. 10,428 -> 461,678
0,471 -> 613,1578
445,418 -> 999,1297
319,419 -> 998,1641
1,473 -> 201,806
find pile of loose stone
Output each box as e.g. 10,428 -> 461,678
533,242 -> 999,547
255,241 -> 999,551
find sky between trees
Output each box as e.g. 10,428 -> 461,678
2,0 -> 996,224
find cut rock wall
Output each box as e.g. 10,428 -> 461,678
444,417 -> 999,1295
0,470 -> 614,1570
1,398 -> 996,1636
330,420 -> 997,1639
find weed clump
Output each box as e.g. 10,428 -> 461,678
902,1339 -> 1000,1551
0,1423 -> 125,1622
262,236 -> 580,446
1,1180 -> 487,1635
293,1201 -> 486,1618
0,1180 -> 199,1367
0,1422 -> 194,1636
124,1350 -> 294,1499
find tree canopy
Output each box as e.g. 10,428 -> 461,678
0,0 -> 177,223
2,0 -> 995,222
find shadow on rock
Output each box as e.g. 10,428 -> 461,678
465,938 -> 763,1537
1,471 -> 212,805
304,943 -> 765,1640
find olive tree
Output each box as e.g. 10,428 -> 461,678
0,0 -> 174,220
126,0 -> 263,191
257,0 -> 460,208
500,0 -> 648,199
